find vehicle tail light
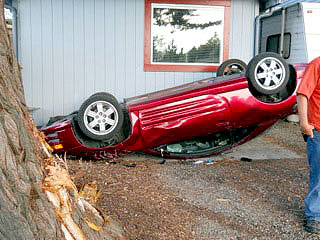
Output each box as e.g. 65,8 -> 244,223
53,144 -> 63,150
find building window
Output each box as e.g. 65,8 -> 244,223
144,0 -> 231,72
266,33 -> 291,59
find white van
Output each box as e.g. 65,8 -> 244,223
259,2 -> 320,64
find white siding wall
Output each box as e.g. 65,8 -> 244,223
230,0 -> 260,63
15,0 -> 259,126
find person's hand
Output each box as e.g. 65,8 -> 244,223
300,122 -> 315,138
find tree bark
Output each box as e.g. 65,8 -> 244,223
0,1 -> 126,239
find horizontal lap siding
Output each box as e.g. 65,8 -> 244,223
16,0 -> 258,126
229,0 -> 260,64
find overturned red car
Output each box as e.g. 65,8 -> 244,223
41,53 -> 306,160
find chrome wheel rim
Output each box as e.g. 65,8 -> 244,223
83,101 -> 118,136
254,57 -> 285,91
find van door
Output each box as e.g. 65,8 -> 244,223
302,2 -> 320,62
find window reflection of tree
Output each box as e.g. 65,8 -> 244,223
152,7 -> 222,64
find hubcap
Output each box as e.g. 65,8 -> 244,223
254,57 -> 285,91
83,101 -> 118,136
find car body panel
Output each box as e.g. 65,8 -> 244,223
138,94 -> 232,149
225,87 -> 296,127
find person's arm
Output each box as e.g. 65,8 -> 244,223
297,94 -> 314,138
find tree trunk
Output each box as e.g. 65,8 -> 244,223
0,1 -> 126,239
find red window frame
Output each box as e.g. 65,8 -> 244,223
144,0 -> 231,72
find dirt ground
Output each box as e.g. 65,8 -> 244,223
68,120 -> 320,240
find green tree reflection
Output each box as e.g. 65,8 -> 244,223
152,7 -> 222,64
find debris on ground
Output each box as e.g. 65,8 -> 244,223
36,124 -> 126,239
108,158 -> 147,168
240,157 -> 253,162
192,159 -> 215,165
79,181 -> 101,205
192,160 -> 205,165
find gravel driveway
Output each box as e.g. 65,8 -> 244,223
69,120 -> 320,240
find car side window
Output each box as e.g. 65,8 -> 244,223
266,33 -> 291,59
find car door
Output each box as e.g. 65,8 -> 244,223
138,93 -> 232,149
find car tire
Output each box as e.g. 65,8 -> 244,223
89,92 -> 111,98
217,59 -> 247,77
246,52 -> 289,95
77,93 -> 124,141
